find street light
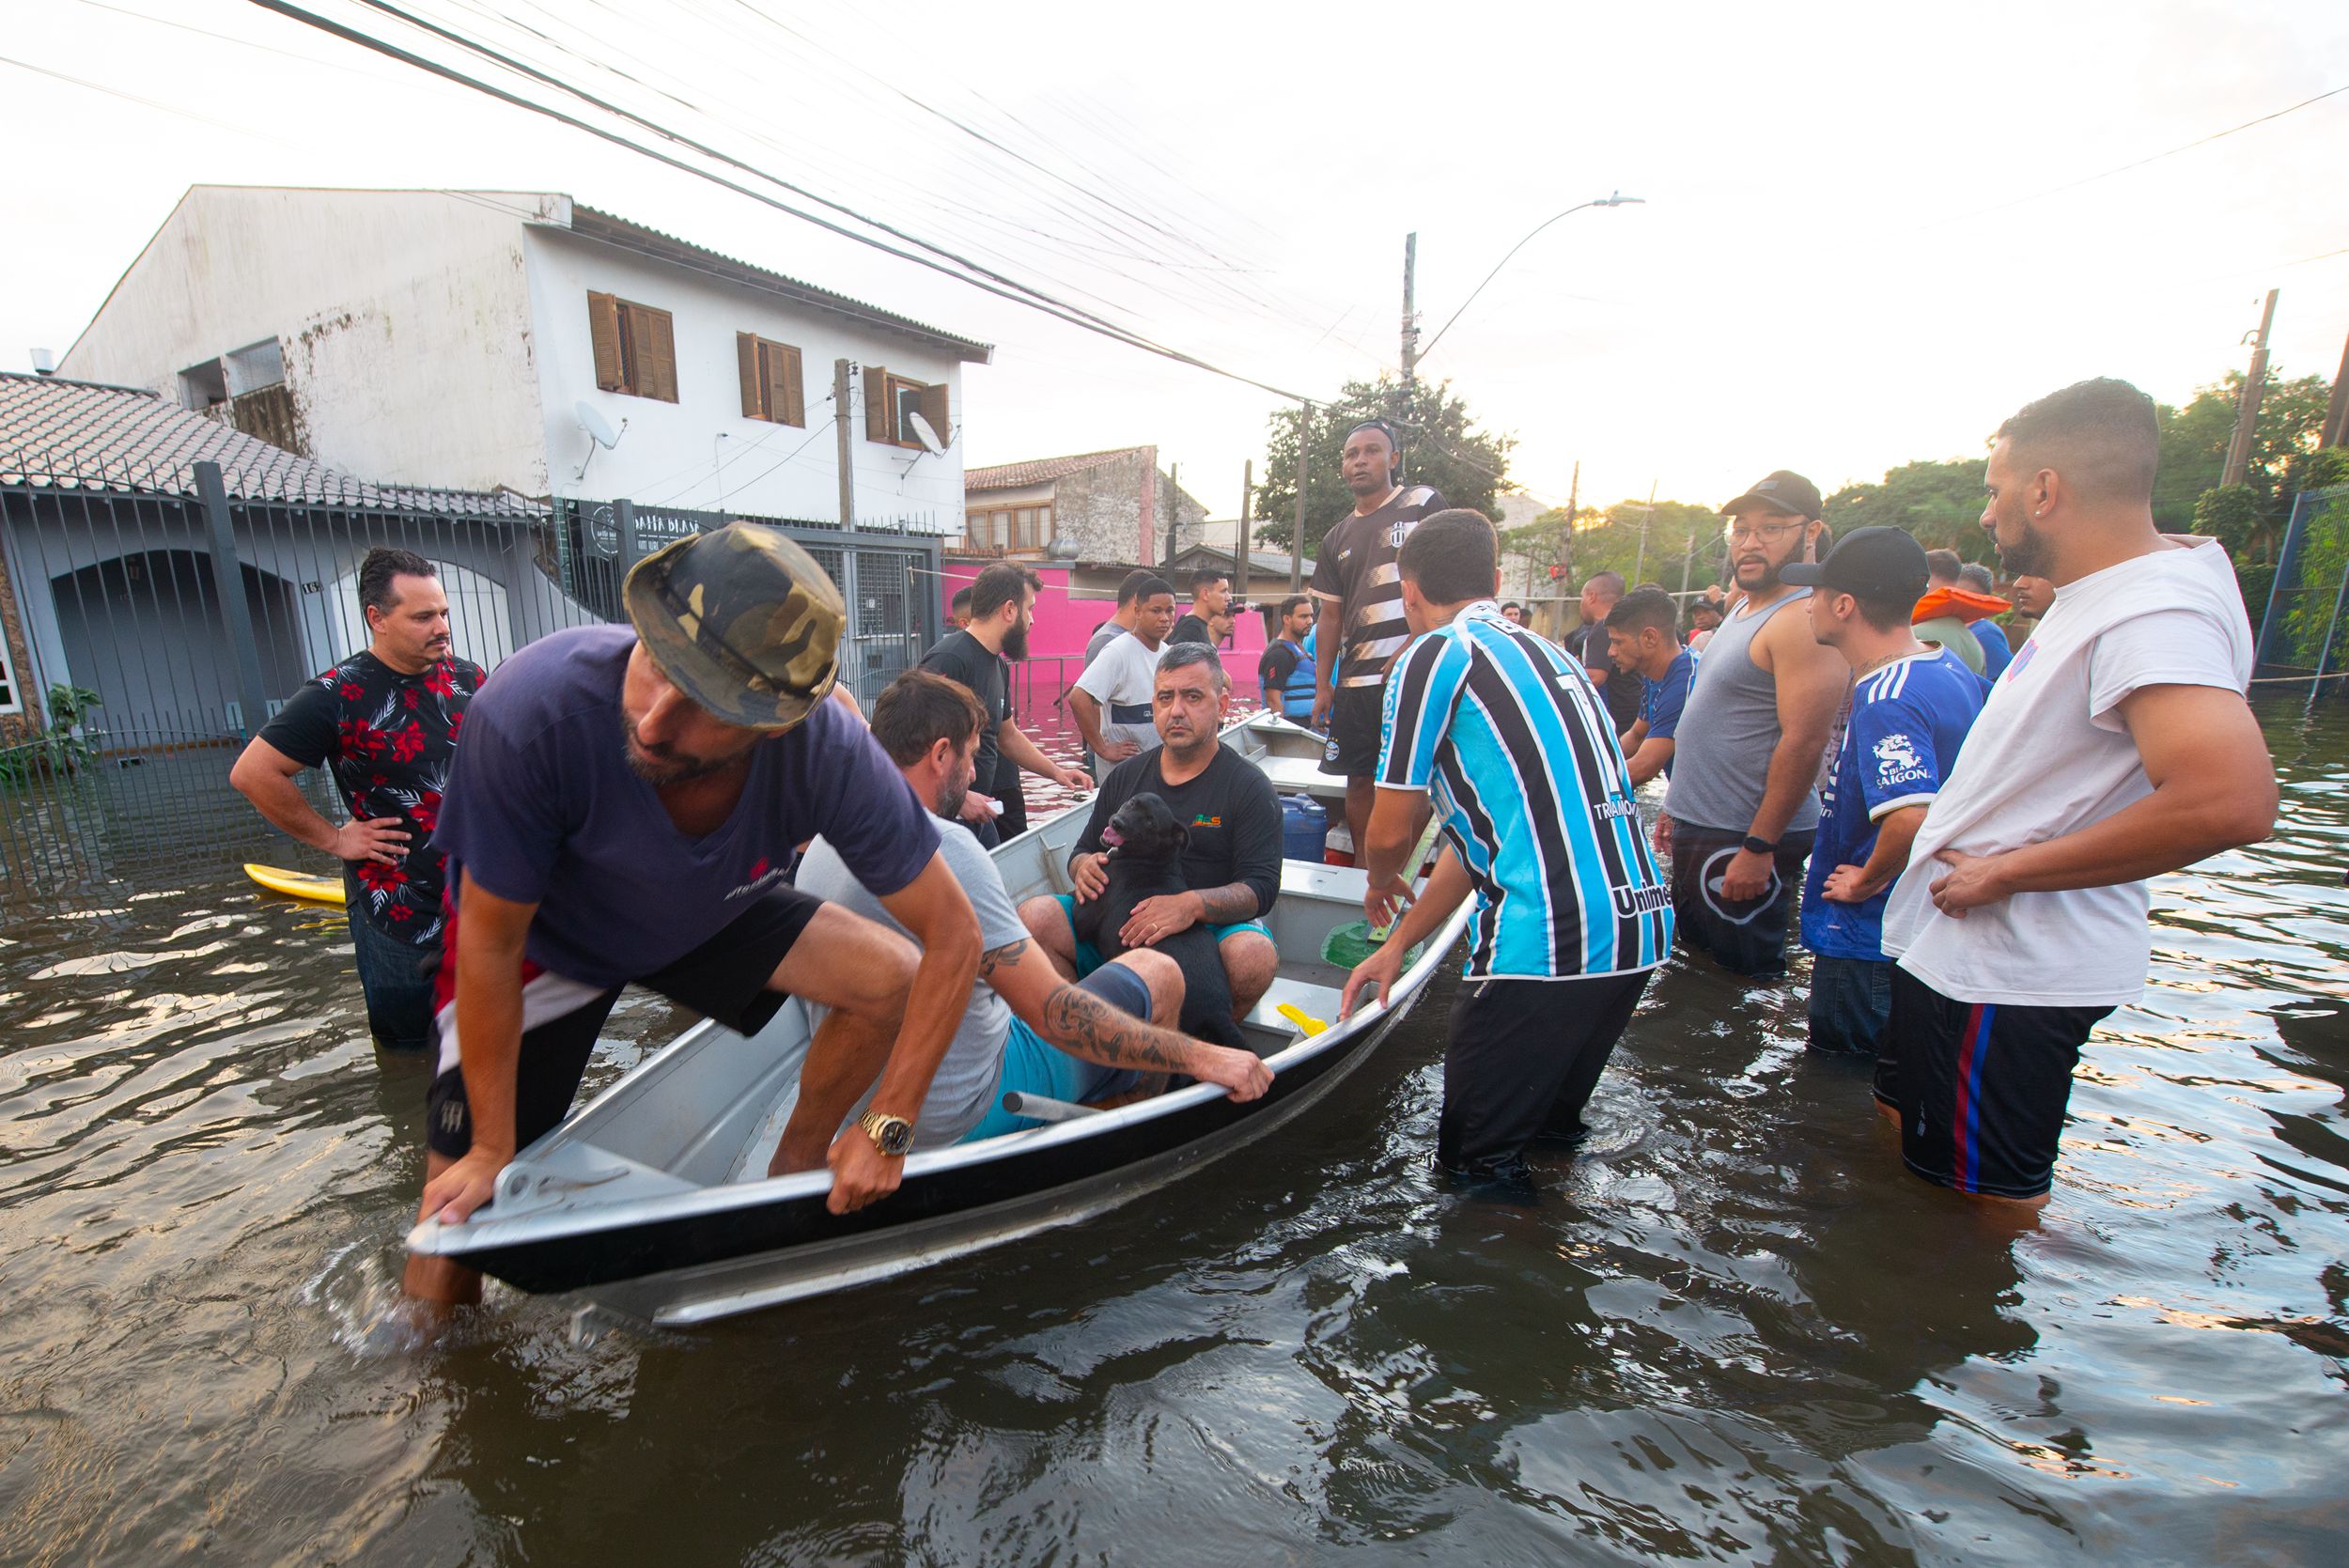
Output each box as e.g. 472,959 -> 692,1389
1416,192 -> 1645,365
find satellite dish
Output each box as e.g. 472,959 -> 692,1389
576,401 -> 620,450
906,411 -> 948,457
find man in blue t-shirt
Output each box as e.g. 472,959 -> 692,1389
1958,562 -> 2015,679
1603,586 -> 1698,786
405,525 -> 982,1311
1781,528 -> 1984,1060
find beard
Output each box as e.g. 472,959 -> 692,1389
1993,510 -> 2053,578
933,776 -> 968,817
622,715 -> 751,784
1003,620 -> 1030,661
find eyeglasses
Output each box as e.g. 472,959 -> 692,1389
1724,519 -> 1808,542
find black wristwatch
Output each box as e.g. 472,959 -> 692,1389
1741,834 -> 1779,856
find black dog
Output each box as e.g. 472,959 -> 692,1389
1073,793 -> 1249,1048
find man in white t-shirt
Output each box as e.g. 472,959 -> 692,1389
1070,578 -> 1176,775
1877,378 -> 2277,1208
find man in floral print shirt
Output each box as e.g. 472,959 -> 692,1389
232,549 -> 486,1056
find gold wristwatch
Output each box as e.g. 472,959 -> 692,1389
857,1110 -> 915,1157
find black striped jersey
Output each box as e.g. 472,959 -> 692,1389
1377,601 -> 1672,979
1308,484 -> 1446,687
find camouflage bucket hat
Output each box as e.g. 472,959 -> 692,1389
623,523 -> 844,731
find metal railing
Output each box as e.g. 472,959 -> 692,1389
0,459 -> 942,908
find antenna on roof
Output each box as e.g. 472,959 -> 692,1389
29,349 -> 54,376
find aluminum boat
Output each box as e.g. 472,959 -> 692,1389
406,713 -> 1469,1325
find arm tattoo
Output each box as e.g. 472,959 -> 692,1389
1040,982 -> 1192,1073
978,938 -> 1031,981
1193,882 -> 1261,924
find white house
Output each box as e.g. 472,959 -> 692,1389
58,187 -> 992,532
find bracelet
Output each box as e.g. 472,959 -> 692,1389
1741,834 -> 1778,856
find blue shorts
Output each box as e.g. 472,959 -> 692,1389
1049,893 -> 1271,976
960,960 -> 1155,1141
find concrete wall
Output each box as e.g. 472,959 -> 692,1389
937,559 -> 1269,670
58,187 -> 554,494
524,227 -> 967,532
1009,449 -> 1207,567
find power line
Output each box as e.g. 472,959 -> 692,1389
241,0 -> 1318,404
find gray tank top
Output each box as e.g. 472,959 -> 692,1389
1662,588 -> 1821,834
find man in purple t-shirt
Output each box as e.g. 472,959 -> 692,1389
403,525 -> 981,1310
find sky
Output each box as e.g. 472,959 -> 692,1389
5,0 -> 2347,523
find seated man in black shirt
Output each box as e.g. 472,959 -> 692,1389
1018,643 -> 1282,1021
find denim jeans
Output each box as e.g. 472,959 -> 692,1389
344,870 -> 439,1054
1807,952 -> 1892,1057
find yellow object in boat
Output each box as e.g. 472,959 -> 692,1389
1276,1002 -> 1329,1036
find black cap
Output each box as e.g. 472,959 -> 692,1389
1780,525 -> 1927,604
1722,470 -> 1823,520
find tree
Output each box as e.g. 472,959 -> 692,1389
1823,458 -> 1991,560
1501,497 -> 1723,595
1252,376 -> 1515,557
2153,367 -> 2333,547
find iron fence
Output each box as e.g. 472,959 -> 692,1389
2253,485 -> 2349,697
0,460 -> 940,908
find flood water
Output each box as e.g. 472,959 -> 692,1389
3,699 -> 2346,1565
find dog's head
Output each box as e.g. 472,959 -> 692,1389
1099,792 -> 1187,864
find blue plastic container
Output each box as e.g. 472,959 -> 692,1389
1280,793 -> 1328,862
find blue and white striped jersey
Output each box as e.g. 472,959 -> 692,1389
1377,601 -> 1672,980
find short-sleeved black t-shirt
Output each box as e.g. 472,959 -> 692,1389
1307,484 -> 1446,688
919,629 -> 1008,796
1567,621 -> 1644,731
1169,613 -> 1212,649
1074,744 -> 1283,920
257,649 -> 485,944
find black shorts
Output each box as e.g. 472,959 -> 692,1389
425,887 -> 826,1160
1667,819 -> 1815,979
1319,683 -> 1387,778
1883,966 -> 2113,1200
1437,969 -> 1652,1182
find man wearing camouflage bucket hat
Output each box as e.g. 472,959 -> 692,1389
402,522 -> 982,1311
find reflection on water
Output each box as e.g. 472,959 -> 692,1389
2,701 -> 2345,1563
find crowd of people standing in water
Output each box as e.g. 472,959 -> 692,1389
232,372 -> 2275,1312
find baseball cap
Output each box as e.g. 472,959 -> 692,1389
1721,470 -> 1823,520
1780,525 -> 1928,604
623,522 -> 846,731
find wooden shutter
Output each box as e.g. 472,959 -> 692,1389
917,380 -> 950,448
737,332 -> 763,418
588,291 -> 624,392
633,304 -> 677,403
775,343 -> 805,427
863,365 -> 890,442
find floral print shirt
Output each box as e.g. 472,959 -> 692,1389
257,650 -> 485,944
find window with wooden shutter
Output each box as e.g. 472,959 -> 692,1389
588,292 -> 624,393
863,365 -> 952,449
735,334 -> 806,426
588,292 -> 677,401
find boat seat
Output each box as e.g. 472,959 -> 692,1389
1280,858 -> 1368,902
1241,973 -> 1345,1040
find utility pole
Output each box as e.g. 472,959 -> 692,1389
1632,480 -> 1657,584
2221,288 -> 2279,489
1559,458 -> 1579,590
2324,322 -> 2349,450
1678,513 -> 1699,597
832,358 -> 855,529
1290,407 -> 1311,595
1400,233 -> 1421,405
1164,462 -> 1180,565
1238,458 -> 1252,593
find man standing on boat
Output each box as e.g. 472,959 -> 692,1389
1021,644 -> 1283,1022
795,670 -> 1270,1150
1878,379 -> 2274,1209
1070,577 -> 1177,776
231,548 -> 484,1060
1308,418 -> 1446,858
1341,510 -> 1672,1186
404,524 -> 982,1309
1257,595 -> 1317,721
1658,471 -> 1849,978
919,562 -> 1093,847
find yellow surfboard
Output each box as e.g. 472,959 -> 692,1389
244,863 -> 345,906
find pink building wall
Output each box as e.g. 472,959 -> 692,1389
939,562 -> 1269,668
